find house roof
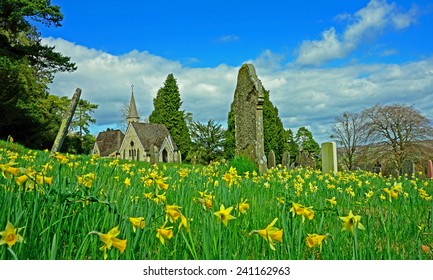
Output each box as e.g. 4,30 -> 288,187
95,129 -> 125,156
130,122 -> 178,151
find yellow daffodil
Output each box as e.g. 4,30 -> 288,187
143,192 -> 153,199
77,173 -> 95,188
129,217 -> 145,232
306,233 -> 327,251
155,177 -> 169,190
178,214 -> 189,233
90,226 -> 127,260
214,204 -> 236,226
289,202 -> 314,222
165,204 -> 182,222
326,197 -> 337,206
222,167 -> 240,187
383,182 -> 403,201
275,196 -> 285,204
177,168 -> 189,179
197,191 -> 214,209
53,153 -> 69,164
290,202 -> 304,216
339,210 -> 365,234
0,163 -> 21,179
156,222 -> 173,245
249,218 -> 283,251
0,222 -> 25,248
236,199 -> 250,215
15,174 -> 30,185
154,193 -> 167,204
124,177 -> 131,187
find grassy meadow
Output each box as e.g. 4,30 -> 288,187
1,140 -> 432,260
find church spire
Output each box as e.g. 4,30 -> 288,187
127,84 -> 140,123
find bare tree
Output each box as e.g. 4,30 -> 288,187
330,112 -> 367,170
361,104 -> 433,171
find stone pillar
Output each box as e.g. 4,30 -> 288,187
321,142 -> 337,175
233,63 -> 267,174
50,88 -> 81,155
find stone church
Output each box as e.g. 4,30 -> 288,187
93,91 -> 181,163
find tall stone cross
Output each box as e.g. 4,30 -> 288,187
233,64 -> 267,174
50,88 -> 82,155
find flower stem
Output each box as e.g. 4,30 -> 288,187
353,222 -> 359,260
7,246 -> 18,260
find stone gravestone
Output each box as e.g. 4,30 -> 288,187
282,151 -> 290,170
391,168 -> 399,179
267,150 -> 276,169
390,161 -> 399,178
427,160 -> 433,179
402,159 -> 415,179
233,63 -> 267,174
321,142 -> 337,175
297,151 -> 316,169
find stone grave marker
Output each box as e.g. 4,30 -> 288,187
391,168 -> 400,179
402,159 -> 415,179
267,150 -> 276,169
282,151 -> 290,169
321,142 -> 337,175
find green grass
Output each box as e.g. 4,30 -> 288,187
0,141 -> 432,260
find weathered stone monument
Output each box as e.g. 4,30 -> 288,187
267,150 -> 276,169
233,64 -> 267,174
402,159 -> 415,179
321,142 -> 337,175
50,88 -> 82,155
427,160 -> 433,179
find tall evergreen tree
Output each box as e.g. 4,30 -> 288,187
149,74 -> 191,158
0,0 -> 76,148
224,88 -> 287,163
262,90 -> 288,163
295,127 -> 320,154
286,128 -> 299,163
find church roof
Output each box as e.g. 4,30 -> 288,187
95,129 -> 125,156
130,122 -> 178,151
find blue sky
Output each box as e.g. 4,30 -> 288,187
38,0 -> 433,144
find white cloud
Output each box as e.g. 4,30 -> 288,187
296,0 -> 418,66
216,35 -> 240,43
43,38 -> 433,144
295,28 -> 348,66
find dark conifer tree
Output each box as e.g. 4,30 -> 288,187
149,74 -> 191,158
